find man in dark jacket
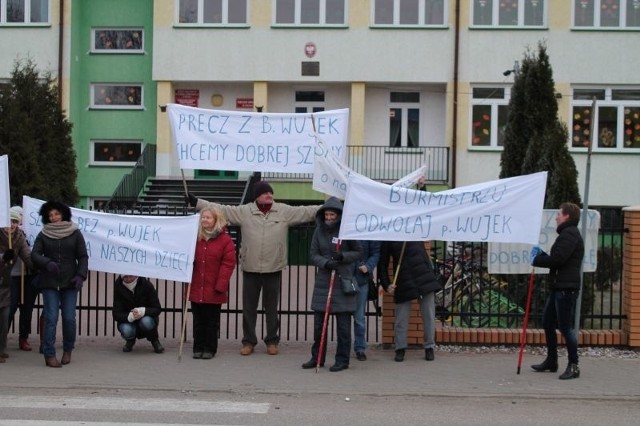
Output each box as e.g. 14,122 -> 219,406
531,202 -> 584,380
112,275 -> 164,353
378,240 -> 441,362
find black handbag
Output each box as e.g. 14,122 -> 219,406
341,276 -> 359,295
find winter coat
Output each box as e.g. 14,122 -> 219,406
198,200 -> 319,273
1,228 -> 33,308
353,240 -> 381,287
112,276 -> 162,324
532,220 -> 584,291
309,197 -> 363,313
189,228 -> 237,305
31,228 -> 88,290
378,241 -> 442,304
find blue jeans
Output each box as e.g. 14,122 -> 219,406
353,282 -> 368,353
542,290 -> 579,364
311,311 -> 351,366
117,316 -> 159,342
41,288 -> 78,358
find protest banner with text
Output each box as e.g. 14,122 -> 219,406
22,197 -> 199,282
0,155 -> 9,227
339,172 -> 547,244
488,209 -> 600,274
167,103 -> 349,173
312,140 -> 427,199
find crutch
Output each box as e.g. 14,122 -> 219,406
317,241 -> 341,372
517,269 -> 536,374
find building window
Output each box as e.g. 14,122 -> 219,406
389,92 -> 421,148
294,90 -> 325,113
92,29 -> 144,53
178,0 -> 247,25
571,87 -> 640,150
2,0 -> 48,24
274,0 -> 346,25
373,0 -> 446,26
574,0 -> 640,28
91,84 -> 143,109
471,0 -> 545,27
91,140 -> 143,166
470,87 -> 509,148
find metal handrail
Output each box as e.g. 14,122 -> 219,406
105,144 -> 156,209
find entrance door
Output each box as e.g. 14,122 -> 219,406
194,170 -> 239,179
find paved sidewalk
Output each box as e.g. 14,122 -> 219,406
2,336 -> 639,400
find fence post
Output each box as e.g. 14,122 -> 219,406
622,206 -> 640,348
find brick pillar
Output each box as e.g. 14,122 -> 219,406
622,206 -> 640,348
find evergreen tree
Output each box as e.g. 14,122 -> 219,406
0,59 -> 78,206
499,42 -> 581,208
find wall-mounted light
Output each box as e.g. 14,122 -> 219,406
256,106 -> 264,112
503,60 -> 520,77
159,105 -> 167,112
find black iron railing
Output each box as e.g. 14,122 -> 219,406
106,144 -> 156,209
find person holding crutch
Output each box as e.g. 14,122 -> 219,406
302,197 -> 362,372
530,202 -> 584,380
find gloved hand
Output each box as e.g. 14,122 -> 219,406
46,262 -> 60,274
530,246 -> 543,264
333,252 -> 344,262
325,260 -> 340,270
2,249 -> 15,263
70,275 -> 84,291
185,192 -> 198,207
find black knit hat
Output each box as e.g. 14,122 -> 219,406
253,181 -> 274,199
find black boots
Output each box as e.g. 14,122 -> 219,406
559,363 -> 580,380
394,349 -> 405,362
123,340 -> 136,352
151,340 -> 165,354
531,357 -> 558,372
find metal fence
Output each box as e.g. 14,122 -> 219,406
15,207 -> 625,343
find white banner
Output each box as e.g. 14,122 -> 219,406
167,103 -> 349,173
488,209 -> 600,274
312,140 -> 427,199
0,155 -> 9,227
339,172 -> 547,244
22,197 -> 199,282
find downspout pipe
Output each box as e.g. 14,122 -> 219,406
451,0 -> 460,188
57,0 -> 64,107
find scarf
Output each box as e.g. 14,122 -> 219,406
42,221 -> 79,239
123,277 -> 138,293
256,202 -> 272,215
201,228 -> 220,241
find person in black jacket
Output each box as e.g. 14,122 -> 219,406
31,201 -> 88,368
530,202 -> 584,380
302,197 -> 363,372
378,240 -> 441,362
112,275 -> 164,354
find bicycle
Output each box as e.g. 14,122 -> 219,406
432,243 -> 523,328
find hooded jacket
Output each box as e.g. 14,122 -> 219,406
378,241 -> 442,304
309,197 -> 363,313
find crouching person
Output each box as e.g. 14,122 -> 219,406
113,274 -> 164,354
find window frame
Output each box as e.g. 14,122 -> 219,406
388,91 -> 422,149
572,0 -> 640,29
570,86 -> 640,152
1,0 -> 49,25
90,84 -> 144,110
90,140 -> 144,166
371,0 -> 448,27
469,85 -> 511,150
273,0 -> 348,27
91,28 -> 145,54
470,0 -> 547,28
294,90 -> 326,113
176,0 -> 249,26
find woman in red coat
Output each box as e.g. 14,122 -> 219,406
189,206 -> 236,359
